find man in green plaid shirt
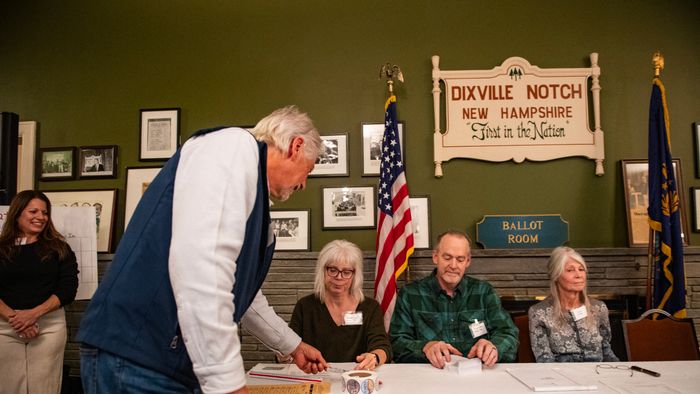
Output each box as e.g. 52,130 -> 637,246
389,230 -> 518,368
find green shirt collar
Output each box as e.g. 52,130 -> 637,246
427,268 -> 469,297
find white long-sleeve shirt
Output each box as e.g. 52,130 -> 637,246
168,128 -> 301,393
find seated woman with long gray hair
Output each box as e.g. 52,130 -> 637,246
528,246 -> 618,362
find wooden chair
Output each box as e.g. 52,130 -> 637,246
622,308 -> 700,361
513,314 -> 535,363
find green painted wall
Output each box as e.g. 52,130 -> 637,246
1,1 -> 699,251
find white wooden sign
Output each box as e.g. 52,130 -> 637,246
432,54 -> 605,177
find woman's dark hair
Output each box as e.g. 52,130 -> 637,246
0,190 -> 71,262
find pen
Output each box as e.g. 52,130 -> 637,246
630,365 -> 661,377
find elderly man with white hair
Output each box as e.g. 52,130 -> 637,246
78,106 -> 328,394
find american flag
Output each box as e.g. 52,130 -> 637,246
374,95 -> 414,331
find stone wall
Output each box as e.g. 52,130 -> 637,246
63,248 -> 700,376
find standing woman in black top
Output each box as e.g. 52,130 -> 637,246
0,190 -> 78,394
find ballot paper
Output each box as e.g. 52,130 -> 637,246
248,364 -> 333,383
506,367 -> 598,392
445,355 -> 483,376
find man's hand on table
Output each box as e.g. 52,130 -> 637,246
422,340 -> 463,369
291,341 -> 328,373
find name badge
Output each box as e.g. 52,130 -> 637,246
570,305 -> 588,321
343,311 -> 363,325
469,319 -> 488,338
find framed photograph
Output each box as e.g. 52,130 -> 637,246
361,122 -> 404,176
39,147 -> 76,181
79,145 -> 117,178
410,196 -> 432,249
694,122 -> 700,178
124,166 -> 162,230
270,209 -> 310,251
322,185 -> 376,229
43,189 -> 117,252
692,187 -> 700,232
621,159 -> 689,246
310,133 -> 349,177
140,108 -> 180,160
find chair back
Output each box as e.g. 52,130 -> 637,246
513,314 -> 535,363
622,308 -> 700,361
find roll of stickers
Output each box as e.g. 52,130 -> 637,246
341,370 -> 379,394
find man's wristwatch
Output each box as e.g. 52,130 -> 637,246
372,352 -> 380,365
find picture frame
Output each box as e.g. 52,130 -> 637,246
694,122 -> 700,178
310,133 -> 349,177
78,145 -> 118,178
361,122 -> 405,176
124,166 -> 162,230
39,147 -> 76,181
270,209 -> 310,251
409,196 -> 432,249
692,187 -> 700,232
621,159 -> 689,246
322,185 -> 376,229
43,189 -> 117,252
18,121 -> 37,191
139,108 -> 180,160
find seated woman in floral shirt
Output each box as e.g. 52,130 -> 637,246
528,247 -> 618,362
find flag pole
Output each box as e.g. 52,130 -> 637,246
378,62 -> 409,281
646,51 -> 664,310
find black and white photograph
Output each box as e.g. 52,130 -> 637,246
322,186 -> 375,229
140,108 -> 180,160
79,145 -> 117,178
270,209 -> 310,250
361,122 -> 404,175
310,133 -> 349,177
39,147 -> 76,181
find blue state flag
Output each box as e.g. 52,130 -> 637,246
647,78 -> 686,318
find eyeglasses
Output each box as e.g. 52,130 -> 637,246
595,364 -> 632,377
325,266 -> 355,279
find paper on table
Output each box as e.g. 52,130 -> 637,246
598,379 -> 682,394
248,364 -> 334,383
507,367 -> 598,392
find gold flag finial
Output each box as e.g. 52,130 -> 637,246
653,51 -> 664,78
379,63 -> 404,95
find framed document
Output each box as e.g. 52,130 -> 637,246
140,108 -> 180,160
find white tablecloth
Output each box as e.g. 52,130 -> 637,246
248,360 -> 700,393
